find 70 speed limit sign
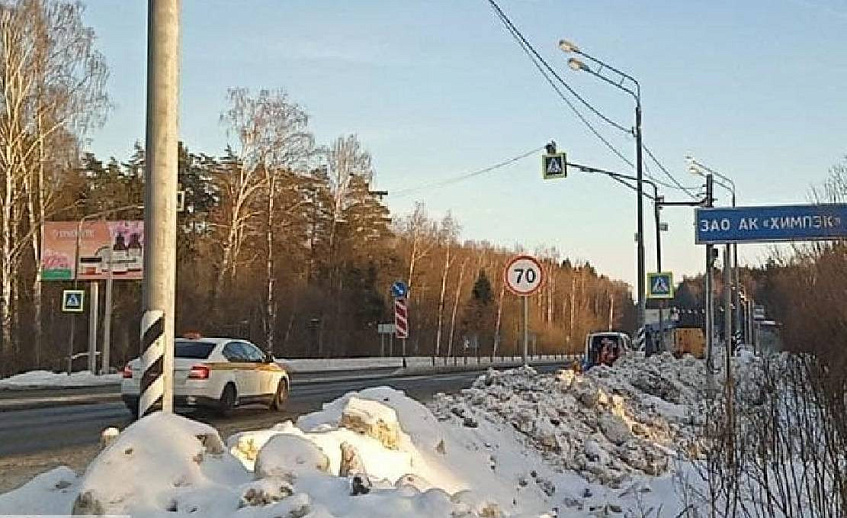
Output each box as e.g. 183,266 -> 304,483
504,255 -> 544,296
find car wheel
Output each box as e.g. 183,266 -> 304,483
218,383 -> 237,417
126,404 -> 139,421
270,379 -> 289,411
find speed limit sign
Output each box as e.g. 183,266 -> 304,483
504,255 -> 544,296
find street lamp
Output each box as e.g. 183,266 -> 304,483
687,156 -> 741,348
560,38 -> 647,333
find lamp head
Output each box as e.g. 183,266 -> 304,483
558,39 -> 579,53
568,57 -> 588,72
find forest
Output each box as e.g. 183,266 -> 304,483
0,0 -> 635,375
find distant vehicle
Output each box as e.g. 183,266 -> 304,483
584,331 -> 631,368
121,335 -> 290,419
673,327 -> 706,359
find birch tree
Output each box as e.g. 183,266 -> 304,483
0,0 -> 108,369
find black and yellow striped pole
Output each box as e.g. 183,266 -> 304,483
139,310 -> 165,417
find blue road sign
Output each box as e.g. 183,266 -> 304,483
391,280 -> 409,299
695,204 -> 847,244
647,272 -> 674,299
62,289 -> 85,313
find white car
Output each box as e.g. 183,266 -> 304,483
121,336 -> 290,418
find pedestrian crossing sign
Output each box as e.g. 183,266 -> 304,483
62,289 -> 85,313
647,272 -> 674,299
542,152 -> 567,180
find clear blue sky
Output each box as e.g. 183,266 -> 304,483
82,0 -> 847,288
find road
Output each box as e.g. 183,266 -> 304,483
0,364 -> 564,458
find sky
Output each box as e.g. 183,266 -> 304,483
81,0 -> 847,289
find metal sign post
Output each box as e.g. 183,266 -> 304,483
504,255 -> 544,366
392,281 -> 410,368
87,281 -> 99,374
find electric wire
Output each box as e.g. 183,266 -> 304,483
391,146 -> 544,198
486,0 -> 700,200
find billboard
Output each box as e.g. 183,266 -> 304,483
41,221 -> 144,281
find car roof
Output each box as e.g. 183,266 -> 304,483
588,332 -> 629,338
176,337 -> 253,345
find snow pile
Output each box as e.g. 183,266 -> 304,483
1,388 -> 557,517
0,370 -> 121,389
430,354 -> 706,487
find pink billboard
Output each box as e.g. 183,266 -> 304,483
41,221 -> 144,281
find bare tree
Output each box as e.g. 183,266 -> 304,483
435,213 -> 459,357
0,0 -> 108,368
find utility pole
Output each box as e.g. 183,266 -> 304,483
635,103 -> 646,333
654,195 -> 664,351
704,174 -> 715,374
140,0 -> 179,416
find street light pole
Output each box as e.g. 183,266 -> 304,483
635,99 -> 646,334
687,156 -> 739,349
560,40 -> 646,331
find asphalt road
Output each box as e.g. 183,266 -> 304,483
0,364 -> 564,458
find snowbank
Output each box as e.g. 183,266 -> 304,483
1,354 -> 725,517
0,370 -> 121,390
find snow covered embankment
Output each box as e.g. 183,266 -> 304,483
0,388 -> 555,517
0,353 -> 717,517
431,354 -> 707,487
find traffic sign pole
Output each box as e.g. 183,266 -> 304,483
522,296 -> 529,366
503,255 -> 544,367
87,281 -> 99,374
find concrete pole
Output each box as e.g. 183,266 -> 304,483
143,0 -> 180,413
522,295 -> 529,366
87,281 -> 99,373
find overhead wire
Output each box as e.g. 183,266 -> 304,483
391,146 -> 544,198
486,0 -> 700,200
643,145 -> 699,199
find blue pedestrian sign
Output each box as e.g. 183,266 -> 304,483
390,280 -> 409,299
62,289 -> 85,313
647,272 -> 674,299
696,204 -> 847,244
542,152 -> 567,180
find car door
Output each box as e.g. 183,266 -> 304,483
242,342 -> 277,396
233,341 -> 264,397
222,341 -> 254,399
239,341 -> 274,397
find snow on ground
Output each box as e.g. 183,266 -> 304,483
0,370 -> 121,390
280,355 -> 561,373
0,353 -> 719,517
0,356 -> 563,390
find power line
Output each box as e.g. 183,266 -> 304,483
643,145 -> 699,199
486,0 -> 630,134
391,146 -> 544,198
486,0 -> 699,199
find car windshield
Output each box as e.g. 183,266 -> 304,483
175,340 -> 216,359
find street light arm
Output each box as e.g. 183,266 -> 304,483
570,47 -> 641,102
569,161 -> 657,200
689,158 -> 735,194
578,65 -> 639,104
